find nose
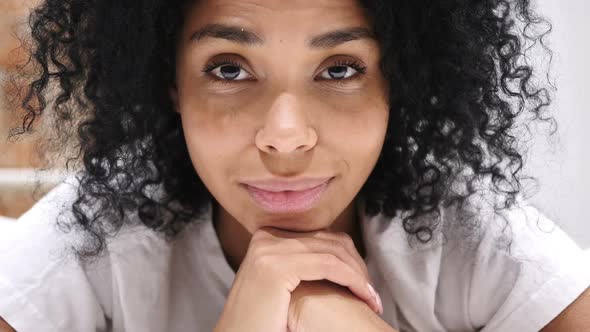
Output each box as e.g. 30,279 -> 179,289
255,93 -> 318,155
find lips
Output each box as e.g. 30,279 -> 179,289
241,177 -> 333,192
241,177 -> 333,213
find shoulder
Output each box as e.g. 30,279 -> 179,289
363,189 -> 590,332
0,176 -> 80,268
1,174 -> 164,260
0,175 -> 176,331
0,176 -> 103,330
442,190 -> 590,331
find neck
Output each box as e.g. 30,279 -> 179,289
212,199 -> 366,273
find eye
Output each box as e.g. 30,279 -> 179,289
316,60 -> 367,82
201,59 -> 254,83
200,57 -> 368,85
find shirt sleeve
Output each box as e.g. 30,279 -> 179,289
0,181 -> 108,332
467,196 -> 590,332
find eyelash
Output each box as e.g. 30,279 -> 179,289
200,58 -> 368,86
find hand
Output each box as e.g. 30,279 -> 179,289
213,226 -> 383,332
289,280 -> 386,332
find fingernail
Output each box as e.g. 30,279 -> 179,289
367,283 -> 383,315
376,291 -> 383,315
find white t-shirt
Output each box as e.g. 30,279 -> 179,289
1,178 -> 589,332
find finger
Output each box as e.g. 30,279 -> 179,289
256,227 -> 371,282
320,231 -> 371,282
258,236 -> 370,283
274,253 -> 382,314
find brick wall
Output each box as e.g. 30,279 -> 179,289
1,0 -> 49,218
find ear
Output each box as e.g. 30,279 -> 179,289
169,86 -> 180,113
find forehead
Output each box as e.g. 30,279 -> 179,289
180,0 -> 377,52
185,0 -> 371,25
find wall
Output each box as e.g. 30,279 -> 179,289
0,0 -> 46,218
523,0 -> 590,248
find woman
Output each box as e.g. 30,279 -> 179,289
1,0 -> 589,331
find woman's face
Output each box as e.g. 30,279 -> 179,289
171,0 -> 389,233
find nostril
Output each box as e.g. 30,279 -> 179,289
255,126 -> 317,155
265,145 -> 278,153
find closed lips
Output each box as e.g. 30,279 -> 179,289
241,177 -> 333,192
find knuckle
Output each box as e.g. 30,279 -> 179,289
337,243 -> 352,259
326,238 -> 342,250
320,253 -> 340,269
248,237 -> 267,253
251,232 -> 279,249
332,240 -> 353,261
247,245 -> 265,259
252,228 -> 271,240
284,238 -> 301,247
248,238 -> 274,257
252,255 -> 274,271
335,231 -> 355,248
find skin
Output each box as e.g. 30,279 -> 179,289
0,318 -> 13,332
540,286 -> 590,331
2,0 -> 588,331
168,0 -> 590,331
290,281 -> 396,331
170,0 -> 390,272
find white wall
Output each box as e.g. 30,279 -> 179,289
523,0 -> 590,248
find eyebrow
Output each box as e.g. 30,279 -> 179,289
189,23 -> 376,49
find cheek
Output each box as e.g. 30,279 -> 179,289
322,97 -> 389,166
352,90 -> 390,157
346,112 -> 388,177
178,103 -> 248,189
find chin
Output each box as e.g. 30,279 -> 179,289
254,211 -> 333,233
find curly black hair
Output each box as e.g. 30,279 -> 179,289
6,0 -> 555,259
